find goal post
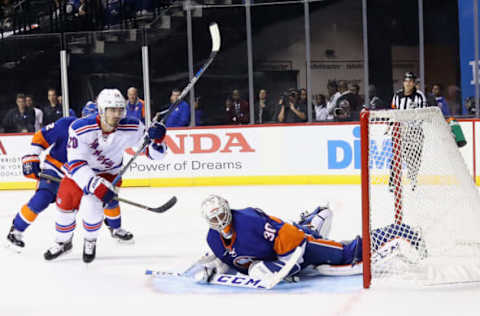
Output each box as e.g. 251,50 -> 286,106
361,107 -> 480,288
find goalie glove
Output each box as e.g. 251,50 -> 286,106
192,256 -> 230,283
86,176 -> 117,204
22,155 -> 41,180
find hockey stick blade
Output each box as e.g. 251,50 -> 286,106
159,22 -> 221,124
145,196 -> 177,213
110,23 -> 221,187
38,172 -> 176,214
209,22 -> 221,53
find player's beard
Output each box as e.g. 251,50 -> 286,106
101,116 -> 120,132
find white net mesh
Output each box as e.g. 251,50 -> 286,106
366,107 -> 480,286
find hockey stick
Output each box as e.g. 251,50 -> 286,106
145,246 -> 301,290
145,269 -> 267,289
38,172 -> 177,214
111,22 -> 221,187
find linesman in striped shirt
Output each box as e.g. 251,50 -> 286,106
391,72 -> 427,110
389,72 -> 427,192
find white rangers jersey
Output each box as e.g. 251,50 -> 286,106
65,115 -> 166,190
391,88 -> 427,110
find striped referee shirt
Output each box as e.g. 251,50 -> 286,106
391,88 -> 427,110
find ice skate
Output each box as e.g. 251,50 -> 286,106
83,238 -> 97,263
6,223 -> 25,251
44,239 -> 73,260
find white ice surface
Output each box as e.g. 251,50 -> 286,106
1,185 -> 479,316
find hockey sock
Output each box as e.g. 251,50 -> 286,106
104,206 -> 121,229
14,189 -> 55,231
82,219 -> 103,240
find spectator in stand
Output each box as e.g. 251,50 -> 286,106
164,88 -> 190,127
254,89 -> 275,124
25,95 -> 43,131
335,81 -> 357,121
298,88 -> 307,107
194,96 -> 204,126
431,84 -> 450,117
126,87 -> 145,123
364,84 -> 386,110
326,80 -> 341,120
277,88 -> 306,123
2,93 -> 35,133
313,94 -> 328,121
103,0 -> 122,26
135,0 -> 154,17
333,98 -> 352,121
446,85 -> 465,115
349,83 -> 363,111
415,79 -> 436,107
42,88 -> 76,126
0,0 -> 14,30
225,89 -> 249,124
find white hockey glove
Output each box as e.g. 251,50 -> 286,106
193,256 -> 230,283
86,176 -> 117,204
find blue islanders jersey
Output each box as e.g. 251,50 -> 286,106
30,116 -> 78,177
206,207 -> 306,275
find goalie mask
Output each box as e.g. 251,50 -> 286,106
201,195 -> 232,234
96,89 -> 126,121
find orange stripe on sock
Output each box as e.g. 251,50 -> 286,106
104,206 -> 120,218
20,205 -> 38,223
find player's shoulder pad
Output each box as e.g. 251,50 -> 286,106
117,117 -> 141,132
232,208 -> 269,227
119,117 -> 140,125
71,116 -> 100,135
56,116 -> 78,129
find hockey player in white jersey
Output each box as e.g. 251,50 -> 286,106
43,88 -> 168,263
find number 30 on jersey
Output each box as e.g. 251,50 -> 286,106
264,223 -> 276,242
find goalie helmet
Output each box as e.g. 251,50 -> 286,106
201,195 -> 232,232
96,89 -> 126,120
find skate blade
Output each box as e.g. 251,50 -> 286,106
115,238 -> 135,245
4,242 -> 23,253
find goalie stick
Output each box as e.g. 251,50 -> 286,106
145,269 -> 268,289
111,22 -> 221,187
39,172 -> 177,214
145,246 -> 304,290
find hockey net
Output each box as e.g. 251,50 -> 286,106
361,107 -> 480,288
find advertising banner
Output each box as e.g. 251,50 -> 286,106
0,121 -> 476,189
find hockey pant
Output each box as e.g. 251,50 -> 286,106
54,176 -> 120,242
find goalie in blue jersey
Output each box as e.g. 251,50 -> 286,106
193,195 -> 427,287
194,195 -> 362,285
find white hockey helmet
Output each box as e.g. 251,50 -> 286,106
201,195 -> 232,232
96,88 -> 126,119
